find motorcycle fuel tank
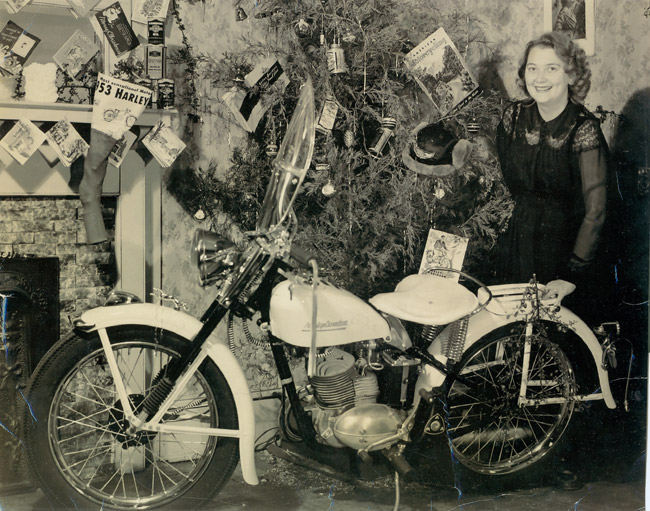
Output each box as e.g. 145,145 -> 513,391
270,280 -> 390,347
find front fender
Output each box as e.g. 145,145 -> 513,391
416,306 -> 616,409
77,304 -> 259,485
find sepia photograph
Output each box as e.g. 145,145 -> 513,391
0,1 -> 646,510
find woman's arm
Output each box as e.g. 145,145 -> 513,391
571,122 -> 608,262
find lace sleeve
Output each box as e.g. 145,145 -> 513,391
572,118 -> 606,153
499,102 -> 519,137
572,147 -> 608,261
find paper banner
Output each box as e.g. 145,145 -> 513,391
142,121 -> 185,168
0,118 -> 46,165
91,73 -> 152,139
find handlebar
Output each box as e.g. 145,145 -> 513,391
290,243 -> 317,267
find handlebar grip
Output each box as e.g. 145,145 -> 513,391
290,244 -> 317,267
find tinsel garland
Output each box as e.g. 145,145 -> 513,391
167,0 -> 514,298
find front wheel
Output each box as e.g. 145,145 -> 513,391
23,326 -> 239,510
445,322 -> 577,476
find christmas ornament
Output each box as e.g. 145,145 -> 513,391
265,143 -> 278,157
368,117 -> 396,158
316,163 -> 336,196
322,181 -> 336,196
316,97 -> 338,134
434,187 -> 445,199
295,18 -> 310,37
235,6 -> 247,21
466,118 -> 480,135
342,31 -> 356,44
194,208 -> 206,220
327,40 -> 348,74
343,129 -> 355,148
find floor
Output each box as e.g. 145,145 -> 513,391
1,365 -> 647,511
0,455 -> 645,511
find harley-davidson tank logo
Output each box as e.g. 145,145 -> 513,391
301,320 -> 348,332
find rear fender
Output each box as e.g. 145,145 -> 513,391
416,306 -> 616,409
76,303 -> 259,485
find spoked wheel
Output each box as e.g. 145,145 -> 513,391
445,322 -> 576,475
24,326 -> 239,510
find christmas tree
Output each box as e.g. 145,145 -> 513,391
168,0 -> 513,298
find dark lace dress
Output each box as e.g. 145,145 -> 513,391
495,100 -> 609,284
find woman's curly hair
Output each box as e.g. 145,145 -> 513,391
516,31 -> 591,104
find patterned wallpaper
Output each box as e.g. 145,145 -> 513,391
161,0 -> 650,386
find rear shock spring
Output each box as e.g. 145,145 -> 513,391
443,317 -> 469,363
420,324 -> 444,347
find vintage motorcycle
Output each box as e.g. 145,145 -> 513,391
24,78 -> 619,510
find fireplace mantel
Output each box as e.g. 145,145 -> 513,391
0,101 -> 170,125
0,102 -> 179,303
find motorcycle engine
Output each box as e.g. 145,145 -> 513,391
299,347 -> 405,450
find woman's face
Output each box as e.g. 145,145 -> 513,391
524,46 -> 572,110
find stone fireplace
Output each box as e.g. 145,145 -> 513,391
0,198 -> 117,493
0,102 -> 168,493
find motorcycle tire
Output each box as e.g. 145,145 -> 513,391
23,326 -> 239,510
444,321 -> 577,477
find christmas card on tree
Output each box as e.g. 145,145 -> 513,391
418,228 -> 468,282
44,120 -> 89,167
0,21 -> 40,75
223,58 -> 289,132
132,0 -> 171,24
94,1 -> 139,57
67,0 -> 101,18
142,121 -> 185,168
0,119 -> 46,165
405,27 -> 479,116
108,130 -> 137,167
54,30 -> 99,79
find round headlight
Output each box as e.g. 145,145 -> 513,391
191,229 -> 241,286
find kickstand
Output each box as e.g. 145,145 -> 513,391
392,471 -> 400,511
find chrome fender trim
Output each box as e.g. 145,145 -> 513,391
77,304 -> 259,485
415,306 -> 616,409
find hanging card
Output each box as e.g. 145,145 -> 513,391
0,21 -> 40,75
53,30 -> 99,79
405,27 -> 480,116
94,1 -> 140,57
0,119 -> 46,165
66,0 -> 101,18
44,120 -> 89,167
142,121 -> 185,168
418,228 -> 468,282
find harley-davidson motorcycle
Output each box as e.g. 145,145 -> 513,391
24,78 -> 619,510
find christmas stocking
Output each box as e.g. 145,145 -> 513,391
81,73 -> 152,244
79,129 -> 118,244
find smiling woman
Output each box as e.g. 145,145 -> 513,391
494,31 -> 609,326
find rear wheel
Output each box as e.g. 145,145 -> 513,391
445,322 -> 576,475
24,326 -> 239,510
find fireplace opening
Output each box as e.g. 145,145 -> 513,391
0,256 -> 59,494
